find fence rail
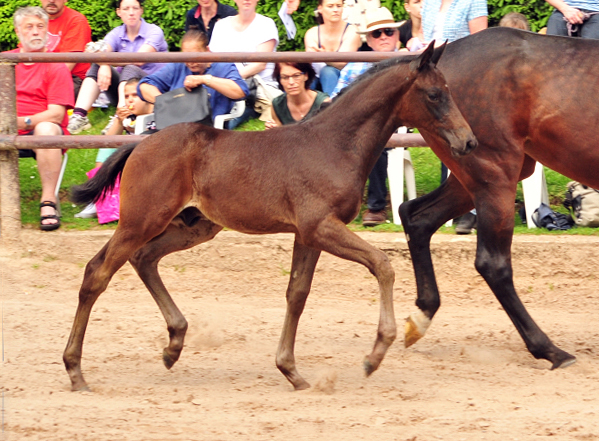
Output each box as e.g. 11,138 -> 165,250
0,51 -> 424,242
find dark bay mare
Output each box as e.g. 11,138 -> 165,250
63,44 -> 477,392
400,27 -> 599,369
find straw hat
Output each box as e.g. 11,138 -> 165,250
357,7 -> 405,34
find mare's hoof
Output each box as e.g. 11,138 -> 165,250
404,310 -> 431,348
163,349 -> 178,370
550,353 -> 577,370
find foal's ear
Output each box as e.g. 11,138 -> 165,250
410,40 -> 436,72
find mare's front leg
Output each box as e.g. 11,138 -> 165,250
474,187 -> 576,369
129,207 -> 223,371
302,216 -> 397,377
399,175 -> 473,347
276,238 -> 321,390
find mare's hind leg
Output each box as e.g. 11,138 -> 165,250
129,207 -> 223,370
400,175 -> 473,347
275,238 -> 321,390
300,216 -> 396,377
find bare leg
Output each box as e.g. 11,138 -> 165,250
302,216 -> 396,377
275,239 -> 321,390
33,122 -> 63,227
399,175 -> 473,346
129,208 -> 223,370
73,77 -> 101,111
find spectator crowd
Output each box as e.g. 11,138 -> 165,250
4,0 -> 598,230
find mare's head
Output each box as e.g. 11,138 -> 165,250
397,42 -> 477,157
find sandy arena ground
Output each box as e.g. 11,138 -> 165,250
2,229 -> 599,441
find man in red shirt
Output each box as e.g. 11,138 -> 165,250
7,7 -> 75,230
42,0 -> 92,98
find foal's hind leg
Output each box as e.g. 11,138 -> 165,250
400,175 -> 473,347
129,208 -> 223,370
275,238 -> 321,390
63,228 -> 164,391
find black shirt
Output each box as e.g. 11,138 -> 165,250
185,1 -> 238,41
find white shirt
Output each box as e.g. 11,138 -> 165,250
209,14 -> 280,87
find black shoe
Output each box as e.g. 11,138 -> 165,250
455,212 -> 476,234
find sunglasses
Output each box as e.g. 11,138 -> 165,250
371,28 -> 396,39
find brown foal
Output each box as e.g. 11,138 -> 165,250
64,43 -> 477,391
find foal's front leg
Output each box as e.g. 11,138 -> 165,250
399,175 -> 473,347
276,238 -> 321,390
302,217 -> 397,377
130,208 -> 223,370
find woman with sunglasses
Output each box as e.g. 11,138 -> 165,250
265,63 -> 329,128
304,0 -> 361,95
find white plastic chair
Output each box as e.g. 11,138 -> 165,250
521,161 -> 549,228
135,100 -> 246,134
387,127 -> 417,225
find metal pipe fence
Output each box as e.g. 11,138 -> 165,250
0,51 -> 427,241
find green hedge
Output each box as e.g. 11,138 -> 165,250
2,0 -> 554,53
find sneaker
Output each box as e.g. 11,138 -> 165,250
92,91 -> 111,108
455,212 -> 477,234
68,114 -> 91,134
74,203 -> 97,219
101,115 -> 118,135
362,209 -> 387,227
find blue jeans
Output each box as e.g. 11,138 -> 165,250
314,66 -> 341,96
367,150 -> 388,212
226,102 -> 260,130
547,9 -> 599,38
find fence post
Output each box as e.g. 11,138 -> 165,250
0,61 -> 21,245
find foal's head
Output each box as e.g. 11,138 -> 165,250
397,42 -> 478,157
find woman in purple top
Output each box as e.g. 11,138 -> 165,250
68,0 -> 168,134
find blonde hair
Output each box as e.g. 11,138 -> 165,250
499,12 -> 530,31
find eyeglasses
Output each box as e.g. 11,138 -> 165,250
370,28 -> 396,39
280,72 -> 305,82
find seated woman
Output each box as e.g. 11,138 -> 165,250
67,0 -> 168,134
304,0 -> 361,95
265,63 -> 329,128
137,30 -> 248,125
209,0 -> 279,128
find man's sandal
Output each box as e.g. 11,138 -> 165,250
40,201 -> 61,231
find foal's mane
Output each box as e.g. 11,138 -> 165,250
332,55 -> 417,102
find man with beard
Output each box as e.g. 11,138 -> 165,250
41,0 -> 92,98
4,7 -> 74,230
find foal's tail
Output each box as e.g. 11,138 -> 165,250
70,143 -> 138,205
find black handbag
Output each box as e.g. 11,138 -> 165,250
154,86 -> 212,130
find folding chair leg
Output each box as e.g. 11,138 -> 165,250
54,152 -> 68,216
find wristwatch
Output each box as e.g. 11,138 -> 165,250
24,117 -> 32,129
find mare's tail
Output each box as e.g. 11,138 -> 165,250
70,143 -> 138,205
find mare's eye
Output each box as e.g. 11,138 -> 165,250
427,91 -> 441,102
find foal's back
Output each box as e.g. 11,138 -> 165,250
439,27 -> 599,187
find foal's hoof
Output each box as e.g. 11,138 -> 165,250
363,357 -> 377,377
71,383 -> 91,392
293,380 -> 311,391
550,353 -> 577,370
163,349 -> 178,370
